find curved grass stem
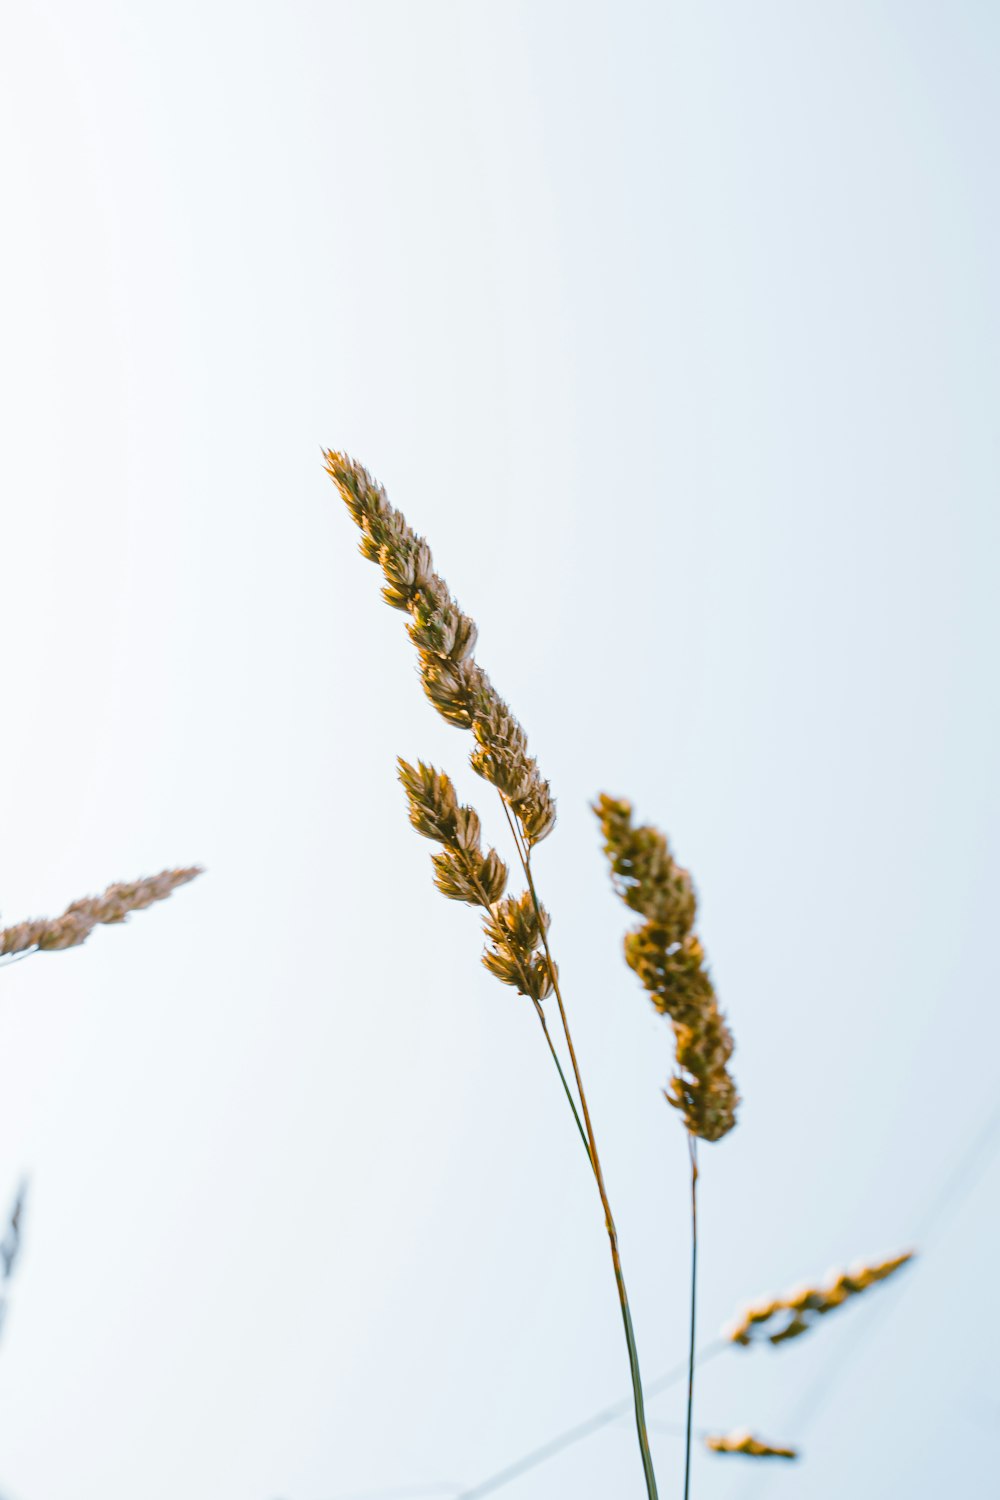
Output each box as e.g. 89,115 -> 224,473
684,1134 -> 699,1500
500,796 -> 659,1500
532,998 -> 593,1165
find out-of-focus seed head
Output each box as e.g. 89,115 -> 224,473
705,1430 -> 798,1460
0,868 -> 203,958
725,1251 -> 915,1347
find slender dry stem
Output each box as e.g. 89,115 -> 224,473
504,795 -> 659,1500
531,998 -> 592,1165
684,1134 -> 699,1500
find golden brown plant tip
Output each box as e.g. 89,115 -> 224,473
325,452 -> 555,848
0,867 -> 203,957
594,794 -> 737,1143
705,1429 -> 798,1460
724,1250 -> 915,1346
396,759 -> 550,1000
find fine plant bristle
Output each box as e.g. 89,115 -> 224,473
397,759 -> 551,1001
0,867 -> 204,957
705,1429 -> 798,1460
593,794 -> 738,1143
724,1250 -> 915,1347
325,452 -> 556,849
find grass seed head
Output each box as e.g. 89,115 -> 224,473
705,1429 -> 798,1460
396,757 -> 555,996
725,1250 -> 915,1346
326,452 -> 555,847
0,867 -> 203,957
482,892 -> 555,1001
594,794 -> 738,1143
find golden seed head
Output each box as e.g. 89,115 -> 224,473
397,759 -> 510,909
595,794 -> 737,1143
705,1430 -> 798,1460
726,1250 -> 915,1346
481,892 -> 554,1002
431,848 -> 509,907
397,758 -> 462,843
326,451 -> 555,848
396,754 -> 532,990
594,793 -> 697,941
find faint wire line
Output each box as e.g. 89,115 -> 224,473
280,1485 -> 464,1500
909,1097 -> 1000,1247
273,1103 -> 1000,1500
720,1089 -> 1000,1500
459,1097 -> 1000,1497
453,1342 -> 727,1499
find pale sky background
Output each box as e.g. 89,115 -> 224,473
0,3 -> 998,1497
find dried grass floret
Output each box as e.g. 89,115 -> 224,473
397,759 -> 550,1000
0,867 -> 203,957
705,1429 -> 798,1460
325,452 -> 555,847
724,1251 -> 915,1346
594,795 -> 737,1143
482,892 -> 555,1002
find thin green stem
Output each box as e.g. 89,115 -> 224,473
532,997 -> 593,1165
499,795 -> 659,1500
465,847 -> 591,1168
684,1134 -> 699,1500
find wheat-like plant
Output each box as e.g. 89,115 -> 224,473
325,450 -> 662,1497
594,792 -> 739,1497
324,452 -> 922,1500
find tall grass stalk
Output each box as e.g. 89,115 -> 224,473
683,1135 -> 698,1500
326,451 -> 663,1497
503,804 -> 659,1500
504,797 -> 659,1498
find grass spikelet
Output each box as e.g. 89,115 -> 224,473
0,867 -> 203,957
482,892 -> 554,1002
398,758 -> 508,905
325,452 -> 555,848
705,1429 -> 798,1460
593,794 -> 738,1144
724,1250 -> 915,1347
397,759 -> 555,999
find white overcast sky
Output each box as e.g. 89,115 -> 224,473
1,3 -> 998,1498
